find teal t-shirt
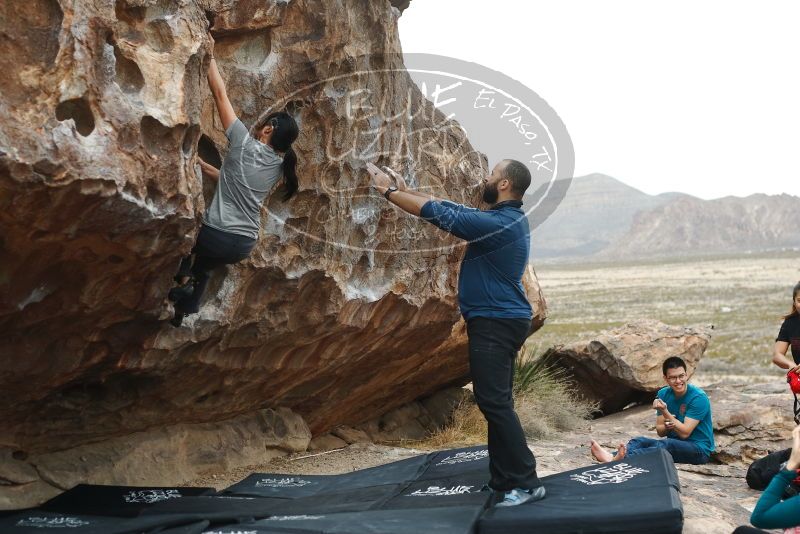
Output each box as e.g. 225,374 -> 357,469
656,383 -> 715,455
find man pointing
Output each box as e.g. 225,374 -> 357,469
367,160 -> 544,507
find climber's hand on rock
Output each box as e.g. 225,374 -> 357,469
653,398 -> 667,412
198,158 -> 220,180
382,166 -> 407,192
207,31 -> 216,56
199,159 -> 217,172
366,162 -> 391,192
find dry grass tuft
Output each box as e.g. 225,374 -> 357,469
416,399 -> 487,450
416,344 -> 597,448
514,344 -> 598,439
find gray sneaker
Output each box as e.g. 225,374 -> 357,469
495,486 -> 546,507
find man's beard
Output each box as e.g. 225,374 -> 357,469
482,182 -> 499,204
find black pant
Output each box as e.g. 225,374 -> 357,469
467,316 -> 540,492
175,224 -> 255,313
732,527 -> 769,534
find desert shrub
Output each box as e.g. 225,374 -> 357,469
513,344 -> 598,439
418,344 -> 596,447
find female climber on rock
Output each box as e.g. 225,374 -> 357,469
772,281 -> 800,372
167,32 -> 300,326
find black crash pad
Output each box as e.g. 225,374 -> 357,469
222,454 -> 429,499
221,474 -> 337,499
2,446 -> 685,534
379,473 -> 492,511
417,446 -> 489,481
145,483 -> 403,521
479,448 -> 683,534
40,484 -> 214,517
202,505 -> 486,534
0,510 -> 209,534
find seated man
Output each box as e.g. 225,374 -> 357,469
590,356 -> 715,465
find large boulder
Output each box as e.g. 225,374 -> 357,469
708,381 -> 795,465
548,320 -> 711,414
0,0 -> 546,502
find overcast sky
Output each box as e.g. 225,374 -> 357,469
398,0 -> 799,200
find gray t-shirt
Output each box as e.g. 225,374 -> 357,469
203,119 -> 284,239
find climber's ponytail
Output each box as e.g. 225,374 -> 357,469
282,146 -> 298,201
255,110 -> 300,201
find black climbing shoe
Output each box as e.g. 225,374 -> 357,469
170,311 -> 185,327
168,281 -> 195,302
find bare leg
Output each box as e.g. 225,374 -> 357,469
613,443 -> 627,461
590,440 -> 615,463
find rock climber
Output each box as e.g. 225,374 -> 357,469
168,32 -> 300,326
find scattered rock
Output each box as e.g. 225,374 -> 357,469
307,434 -> 348,452
0,447 -> 39,485
356,387 -> 470,443
358,403 -> 430,442
707,383 -> 794,465
548,320 -> 711,413
0,480 -> 62,511
331,426 -> 372,445
420,387 -> 471,430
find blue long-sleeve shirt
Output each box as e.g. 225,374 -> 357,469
420,199 -> 533,321
750,469 -> 800,530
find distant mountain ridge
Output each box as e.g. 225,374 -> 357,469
527,174 -> 800,261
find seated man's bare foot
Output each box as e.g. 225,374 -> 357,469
590,440 -> 614,463
612,443 -> 627,462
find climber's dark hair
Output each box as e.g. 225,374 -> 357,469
662,356 -> 687,376
257,111 -> 299,201
784,281 -> 800,319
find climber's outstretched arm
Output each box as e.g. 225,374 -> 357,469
367,163 -> 431,216
206,33 -> 237,131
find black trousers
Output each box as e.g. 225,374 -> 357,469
732,527 -> 769,534
467,316 -> 540,492
175,224 -> 255,313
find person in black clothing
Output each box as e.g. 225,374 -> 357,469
167,32 -> 300,326
772,281 -> 800,372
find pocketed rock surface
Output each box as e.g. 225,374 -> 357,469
0,0 -> 547,503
